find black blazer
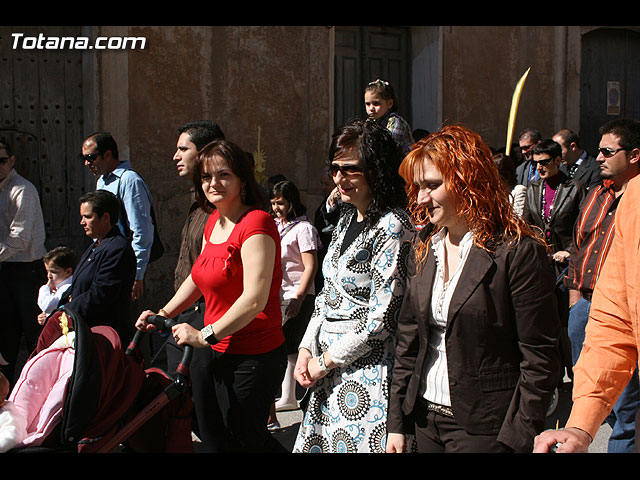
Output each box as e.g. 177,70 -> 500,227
515,159 -> 536,186
523,172 -> 586,255
388,229 -> 562,452
60,226 -> 136,343
559,154 -> 602,190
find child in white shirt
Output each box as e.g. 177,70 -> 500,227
36,246 -> 75,325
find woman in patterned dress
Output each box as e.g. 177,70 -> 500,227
292,119 -> 415,453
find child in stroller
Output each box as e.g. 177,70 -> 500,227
0,371 -> 27,452
0,309 -> 194,453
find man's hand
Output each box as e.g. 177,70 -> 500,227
533,427 -> 592,453
132,279 -> 143,301
552,250 -> 570,263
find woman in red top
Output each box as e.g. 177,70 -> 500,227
136,139 -> 287,452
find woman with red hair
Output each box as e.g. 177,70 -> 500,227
386,125 -> 562,453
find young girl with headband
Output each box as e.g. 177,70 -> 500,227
364,79 -> 415,154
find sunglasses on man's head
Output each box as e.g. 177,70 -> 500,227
597,147 -> 626,158
329,163 -> 364,177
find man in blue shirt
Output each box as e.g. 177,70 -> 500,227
81,131 -> 153,301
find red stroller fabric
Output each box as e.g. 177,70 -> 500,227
27,309 -> 193,453
31,310 -> 145,451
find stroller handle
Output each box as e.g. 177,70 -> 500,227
128,314 -> 193,388
146,314 -> 178,331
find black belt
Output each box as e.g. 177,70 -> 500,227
580,291 -> 593,301
418,397 -> 454,418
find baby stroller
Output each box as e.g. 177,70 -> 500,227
3,307 -> 194,453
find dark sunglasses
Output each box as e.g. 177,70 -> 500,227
329,163 -> 364,177
533,158 -> 553,166
80,153 -> 100,163
0,156 -> 10,165
598,147 -> 626,158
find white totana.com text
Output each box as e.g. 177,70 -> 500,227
11,33 -> 146,50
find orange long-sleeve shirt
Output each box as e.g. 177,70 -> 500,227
567,175 -> 640,438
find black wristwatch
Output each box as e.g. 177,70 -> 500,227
200,324 -> 219,346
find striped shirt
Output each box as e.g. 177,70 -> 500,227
565,180 -> 619,294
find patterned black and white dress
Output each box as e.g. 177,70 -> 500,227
293,208 -> 415,453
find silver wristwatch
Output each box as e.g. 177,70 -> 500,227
200,324 -> 218,346
317,353 -> 329,371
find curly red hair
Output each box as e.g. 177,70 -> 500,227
399,124 -> 546,266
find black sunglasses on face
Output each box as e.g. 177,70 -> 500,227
329,163 -> 364,177
0,156 -> 10,165
533,158 -> 553,166
598,147 -> 626,158
80,153 -> 100,163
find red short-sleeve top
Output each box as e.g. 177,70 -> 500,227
191,208 -> 284,354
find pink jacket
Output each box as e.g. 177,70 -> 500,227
1,334 -> 75,450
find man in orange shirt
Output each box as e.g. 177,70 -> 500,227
563,118 -> 640,452
534,118 -> 640,453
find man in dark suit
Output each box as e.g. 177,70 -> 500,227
61,190 -> 136,344
515,128 -> 543,186
553,129 -> 602,189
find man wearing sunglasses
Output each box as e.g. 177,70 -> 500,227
81,131 -> 154,306
522,139 -> 586,400
553,129 -> 602,189
534,118 -> 640,453
0,140 -> 47,386
515,127 -> 543,186
555,118 -> 640,453
523,139 -> 586,274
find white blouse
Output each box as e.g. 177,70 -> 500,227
422,228 -> 475,407
37,276 -> 73,315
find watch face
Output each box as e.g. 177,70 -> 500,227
201,324 -> 213,340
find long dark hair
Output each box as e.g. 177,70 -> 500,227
193,139 -> 267,213
270,180 -> 307,221
329,119 -> 407,230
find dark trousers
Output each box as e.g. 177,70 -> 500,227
211,343 -> 288,453
165,301 -> 226,453
414,398 -> 512,453
0,260 -> 46,385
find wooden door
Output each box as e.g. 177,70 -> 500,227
580,28 -> 640,156
334,26 -> 412,130
0,26 -> 88,255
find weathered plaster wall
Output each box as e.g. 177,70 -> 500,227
440,26 -> 582,150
